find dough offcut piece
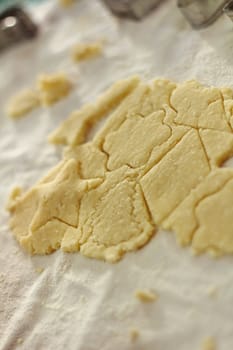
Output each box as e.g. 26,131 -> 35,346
8,77 -> 233,262
38,73 -> 73,106
6,89 -> 41,118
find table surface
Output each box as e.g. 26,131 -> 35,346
1,1 -> 233,349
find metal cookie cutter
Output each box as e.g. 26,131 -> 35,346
223,0 -> 233,22
102,0 -> 163,20
178,0 -> 230,29
0,6 -> 38,51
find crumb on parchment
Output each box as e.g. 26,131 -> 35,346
72,41 -> 103,62
35,267 -> 44,274
129,328 -> 139,342
38,73 -> 73,106
134,289 -> 158,302
202,337 -> 216,350
6,72 -> 73,119
6,89 -> 40,119
206,286 -> 218,298
17,338 -> 23,345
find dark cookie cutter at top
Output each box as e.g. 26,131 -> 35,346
104,0 -> 233,28
223,0 -> 233,22
178,0 -> 231,29
0,6 -> 38,51
102,0 -> 163,20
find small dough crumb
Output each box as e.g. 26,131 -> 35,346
202,337 -> 216,350
72,42 -> 103,62
38,73 -> 72,106
35,267 -> 44,274
129,328 -> 139,342
17,338 -> 23,344
207,286 -> 218,298
135,289 -> 158,302
80,295 -> 87,304
6,89 -> 40,118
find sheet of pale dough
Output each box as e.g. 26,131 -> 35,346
1,1 -> 233,349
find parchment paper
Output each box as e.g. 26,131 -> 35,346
1,1 -> 233,349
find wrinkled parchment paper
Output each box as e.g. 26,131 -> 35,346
1,1 -> 233,349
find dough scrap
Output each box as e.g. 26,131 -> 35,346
206,286 -> 218,298
72,42 -> 103,62
8,77 -> 233,262
6,89 -> 40,118
135,289 -> 158,302
6,73 -> 73,119
129,329 -> 139,342
38,73 -> 73,106
35,267 -> 44,274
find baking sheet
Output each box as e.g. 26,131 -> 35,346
1,1 -> 233,349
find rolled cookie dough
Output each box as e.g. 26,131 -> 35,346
8,76 -> 233,262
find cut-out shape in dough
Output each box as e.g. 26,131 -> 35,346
8,76 -> 233,262
140,129 -> 210,224
103,111 -> 171,170
163,169 -> 233,248
171,80 -> 231,132
193,177 -> 233,256
62,167 -> 155,262
64,142 -> 107,179
199,129 -> 233,168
